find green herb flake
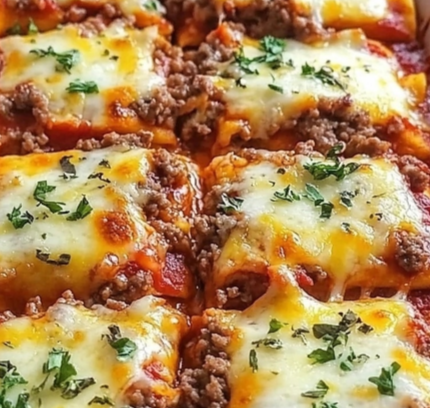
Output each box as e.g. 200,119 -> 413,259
311,401 -> 339,408
61,378 -> 96,399
304,183 -> 324,205
368,362 -> 401,396
339,348 -> 369,372
320,202 -> 334,219
339,190 -> 358,208
304,160 -> 361,182
301,380 -> 329,399
28,19 -> 39,34
301,62 -> 346,91
30,47 -> 80,74
292,327 -> 310,344
67,196 -> 93,221
88,396 -> 115,406
104,325 -> 137,362
257,36 -> 286,69
233,47 -> 259,75
35,250 -> 71,266
358,323 -> 373,334
33,181 -> 66,214
218,193 -> 243,213
341,222 -> 351,233
307,347 -> 336,365
88,173 -> 111,183
268,318 -> 288,334
268,83 -> 283,93
249,349 -> 258,372
66,80 -> 99,94
144,0 -> 159,11
271,185 -> 300,202
251,338 -> 283,350
2,341 -> 13,349
7,205 -> 34,229
59,155 -> 77,179
98,160 -> 111,169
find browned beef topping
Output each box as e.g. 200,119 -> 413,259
179,316 -> 231,408
394,230 -> 430,275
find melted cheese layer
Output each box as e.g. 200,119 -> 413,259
224,267 -> 430,408
0,0 -> 170,37
0,296 -> 186,408
209,153 -> 429,299
213,30 -> 426,145
0,23 -> 171,142
0,146 -> 196,311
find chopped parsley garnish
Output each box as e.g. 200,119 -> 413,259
251,338 -> 283,350
292,327 -> 309,344
98,160 -> 111,169
29,47 -> 80,74
28,19 -> 39,34
249,349 -> 258,372
304,160 -> 360,181
7,205 -> 34,229
308,310 -> 362,365
320,202 -> 334,219
35,349 -> 95,399
2,342 -> 13,349
66,80 -> 99,94
88,396 -> 115,406
104,325 -> 137,362
339,190 -> 358,208
67,196 -> 93,221
235,77 -> 247,88
311,401 -> 339,408
304,183 -> 324,205
358,323 -> 373,334
259,36 -> 285,58
304,184 -> 334,219
368,362 -> 401,396
271,185 -> 300,202
341,222 -> 351,233
35,250 -> 71,266
88,173 -> 111,183
301,380 -> 329,399
33,181 -> 66,214
61,378 -> 96,399
144,0 -> 159,11
301,63 -> 346,91
370,213 -> 383,221
0,361 -> 27,391
218,193 -> 243,213
233,47 -> 259,75
257,36 -> 286,69
307,346 -> 336,365
59,156 -> 77,179
268,83 -> 283,93
268,318 -> 288,334
14,392 -> 30,408
339,348 -> 369,371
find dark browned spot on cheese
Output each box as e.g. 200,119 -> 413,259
95,210 -> 136,245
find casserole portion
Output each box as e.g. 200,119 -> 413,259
180,266 -> 430,408
200,148 -> 430,307
0,146 -> 200,312
0,294 -> 186,408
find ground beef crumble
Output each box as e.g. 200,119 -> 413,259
394,230 -> 430,276
179,314 -> 231,408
